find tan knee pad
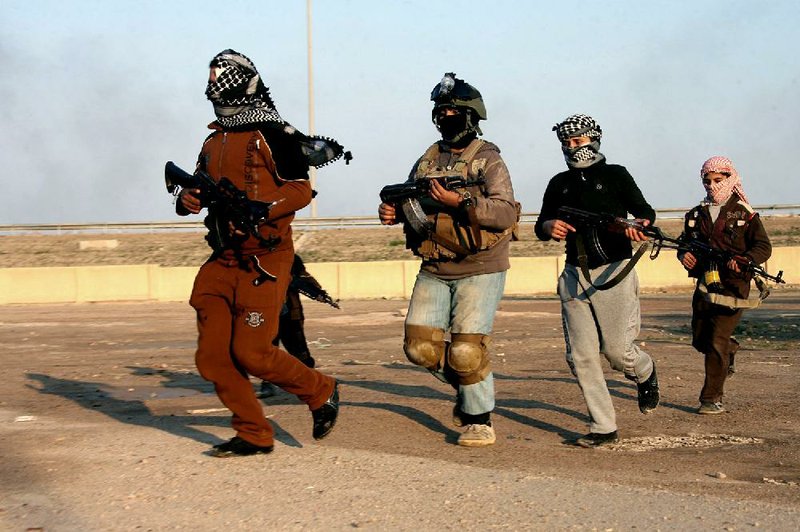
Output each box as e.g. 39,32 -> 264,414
447,333 -> 491,385
404,324 -> 446,370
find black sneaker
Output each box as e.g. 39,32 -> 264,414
574,431 -> 619,448
312,381 -> 339,440
637,364 -> 660,414
210,436 -> 274,458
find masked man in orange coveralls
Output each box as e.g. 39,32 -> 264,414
176,49 -> 349,457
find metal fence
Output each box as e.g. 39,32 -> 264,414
2,204 -> 799,235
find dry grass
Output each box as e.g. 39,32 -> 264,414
1,217 -> 798,268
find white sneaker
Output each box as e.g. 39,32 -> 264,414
457,423 -> 496,447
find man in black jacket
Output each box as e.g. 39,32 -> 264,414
534,114 -> 660,448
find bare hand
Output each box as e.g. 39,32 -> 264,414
179,188 -> 203,214
680,252 -> 697,270
625,218 -> 650,242
542,219 -> 576,241
379,202 -> 397,225
429,179 -> 461,208
727,258 -> 742,273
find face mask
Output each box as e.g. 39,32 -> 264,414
705,175 -> 736,205
562,140 -> 602,168
436,112 -> 469,142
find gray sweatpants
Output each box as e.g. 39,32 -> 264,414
557,262 -> 654,434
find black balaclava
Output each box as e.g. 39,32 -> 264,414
430,73 -> 485,148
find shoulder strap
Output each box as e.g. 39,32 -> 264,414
451,139 -> 485,175
575,235 -> 649,291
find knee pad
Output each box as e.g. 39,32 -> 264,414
404,325 -> 446,370
447,333 -> 490,385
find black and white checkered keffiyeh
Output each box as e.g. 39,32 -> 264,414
553,114 -> 604,169
552,114 -> 603,142
204,49 -> 350,168
206,50 -> 283,127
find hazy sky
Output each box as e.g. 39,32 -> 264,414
1,0 -> 798,224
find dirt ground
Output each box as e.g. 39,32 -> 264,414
2,215 -> 800,268
1,291 -> 798,530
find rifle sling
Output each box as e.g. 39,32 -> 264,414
575,234 -> 649,291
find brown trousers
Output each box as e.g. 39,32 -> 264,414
189,255 -> 335,447
691,290 -> 743,404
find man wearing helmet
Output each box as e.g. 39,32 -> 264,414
378,73 -> 519,447
534,114 -> 660,448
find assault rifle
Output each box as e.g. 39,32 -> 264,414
379,175 -> 485,205
557,206 -> 679,259
677,237 -> 784,285
380,175 -> 485,237
556,206 -> 785,285
164,161 -> 279,249
289,276 -> 340,309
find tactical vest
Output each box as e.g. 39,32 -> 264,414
409,139 -> 519,260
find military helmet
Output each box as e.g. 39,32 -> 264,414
430,72 -> 487,120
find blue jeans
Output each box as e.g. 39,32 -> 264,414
405,270 -> 506,415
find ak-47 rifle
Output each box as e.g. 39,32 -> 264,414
676,237 -> 784,285
380,174 -> 485,237
379,175 -> 485,205
289,275 -> 340,309
556,206 -> 785,285
557,206 -> 680,259
164,161 -> 279,250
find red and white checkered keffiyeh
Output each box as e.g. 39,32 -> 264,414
701,156 -> 750,205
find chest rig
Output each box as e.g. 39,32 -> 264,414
406,139 -> 517,260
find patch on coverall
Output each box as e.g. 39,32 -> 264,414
245,311 -> 265,328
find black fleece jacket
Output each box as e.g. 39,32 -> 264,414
534,160 -> 655,268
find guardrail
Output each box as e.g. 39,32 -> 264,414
1,204 -> 799,235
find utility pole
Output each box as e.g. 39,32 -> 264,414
307,0 -> 317,218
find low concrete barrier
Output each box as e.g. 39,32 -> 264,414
0,248 -> 794,304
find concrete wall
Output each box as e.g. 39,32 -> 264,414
0,248 -> 794,305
